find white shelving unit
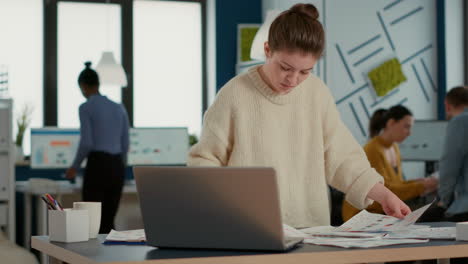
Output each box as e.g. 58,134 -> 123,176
0,98 -> 15,241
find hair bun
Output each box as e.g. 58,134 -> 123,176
289,3 -> 319,20
84,61 -> 92,69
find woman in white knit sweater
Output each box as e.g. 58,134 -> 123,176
188,3 -> 410,228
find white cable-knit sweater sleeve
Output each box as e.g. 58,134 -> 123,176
187,124 -> 230,166
187,87 -> 233,166
322,90 -> 383,209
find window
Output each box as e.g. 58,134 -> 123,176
45,0 -> 207,135
133,0 -> 203,135
57,2 -> 122,128
0,0 -> 43,155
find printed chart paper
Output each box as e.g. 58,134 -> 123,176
303,237 -> 428,248
334,201 -> 433,232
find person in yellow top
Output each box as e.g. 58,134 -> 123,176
342,105 -> 439,221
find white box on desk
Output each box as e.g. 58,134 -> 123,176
456,222 -> 468,241
48,209 -> 89,243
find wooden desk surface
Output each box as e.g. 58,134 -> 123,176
32,232 -> 468,264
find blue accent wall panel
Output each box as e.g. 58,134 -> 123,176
436,0 -> 446,120
216,0 -> 262,91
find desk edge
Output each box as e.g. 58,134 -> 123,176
111,244 -> 468,264
31,237 -> 96,264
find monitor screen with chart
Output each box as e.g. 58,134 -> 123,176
31,127 -> 190,168
128,127 -> 189,165
399,120 -> 448,161
30,128 -> 81,168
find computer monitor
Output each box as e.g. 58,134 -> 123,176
399,120 -> 448,161
128,127 -> 189,165
30,128 -> 81,168
30,127 -> 190,168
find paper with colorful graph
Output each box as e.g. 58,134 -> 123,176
334,200 -> 433,232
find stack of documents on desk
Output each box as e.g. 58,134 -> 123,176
104,229 -> 146,245
295,225 -> 429,248
386,227 -> 456,240
284,201 -> 455,248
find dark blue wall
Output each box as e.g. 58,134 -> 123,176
436,0 -> 447,120
216,0 -> 262,91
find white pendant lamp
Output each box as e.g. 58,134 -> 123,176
250,10 -> 282,61
95,51 -> 128,87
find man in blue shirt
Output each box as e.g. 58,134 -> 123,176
438,86 -> 468,222
66,62 -> 130,234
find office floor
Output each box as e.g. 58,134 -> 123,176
0,230 -> 37,264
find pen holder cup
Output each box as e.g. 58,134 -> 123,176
49,209 -> 89,243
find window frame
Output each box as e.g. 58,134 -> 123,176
44,0 -> 207,127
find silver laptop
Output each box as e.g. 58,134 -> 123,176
133,166 -> 303,251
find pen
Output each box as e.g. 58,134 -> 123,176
41,196 -> 56,210
56,199 -> 64,211
45,193 -> 62,210
45,193 -> 55,207
54,200 -> 61,211
40,196 -> 54,210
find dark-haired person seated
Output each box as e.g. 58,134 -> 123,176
342,105 -> 438,221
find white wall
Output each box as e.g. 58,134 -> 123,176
326,0 -> 438,144
445,0 -> 465,90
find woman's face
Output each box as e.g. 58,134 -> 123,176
387,115 -> 414,143
261,43 -> 318,94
